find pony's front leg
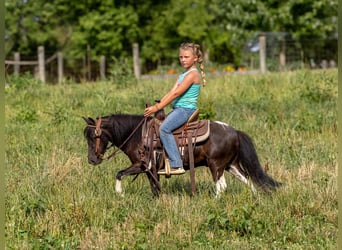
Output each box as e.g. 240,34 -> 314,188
115,179 -> 123,194
115,162 -> 144,195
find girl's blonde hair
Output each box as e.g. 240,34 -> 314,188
180,42 -> 207,87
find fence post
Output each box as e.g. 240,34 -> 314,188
132,43 -> 141,79
279,39 -> 286,69
82,56 -> 86,81
38,46 -> 45,82
87,44 -> 91,81
14,52 -> 20,75
100,55 -> 106,81
57,52 -> 63,84
259,33 -> 266,73
202,41 -> 209,63
249,56 -> 254,70
300,50 -> 305,69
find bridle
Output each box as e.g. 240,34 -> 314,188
86,117 -> 108,159
94,117 -> 103,158
87,116 -> 147,160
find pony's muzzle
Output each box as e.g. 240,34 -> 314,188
88,155 -> 103,165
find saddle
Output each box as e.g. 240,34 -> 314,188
142,109 -> 210,151
140,108 -> 209,194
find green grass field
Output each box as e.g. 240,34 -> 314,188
5,69 -> 337,249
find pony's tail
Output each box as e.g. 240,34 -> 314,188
237,131 -> 281,192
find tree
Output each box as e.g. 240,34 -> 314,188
207,0 -> 337,65
5,0 -> 61,55
5,0 -> 338,72
140,0 -> 214,71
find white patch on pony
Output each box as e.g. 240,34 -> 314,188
115,180 -> 123,195
229,165 -> 256,194
214,121 -> 230,129
250,181 -> 257,194
148,159 -> 152,170
215,174 -> 227,198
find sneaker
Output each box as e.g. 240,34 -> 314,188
170,167 -> 186,175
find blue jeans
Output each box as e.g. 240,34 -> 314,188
159,107 -> 196,168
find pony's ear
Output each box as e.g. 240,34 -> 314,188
82,117 -> 95,125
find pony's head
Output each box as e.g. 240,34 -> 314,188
83,117 -> 111,165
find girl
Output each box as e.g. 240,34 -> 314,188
144,42 -> 206,174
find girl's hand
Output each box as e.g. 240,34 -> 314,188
144,104 -> 159,117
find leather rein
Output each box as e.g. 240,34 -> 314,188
87,117 -> 147,160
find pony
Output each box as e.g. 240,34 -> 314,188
83,114 -> 281,197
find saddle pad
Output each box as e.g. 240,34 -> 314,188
142,119 -> 210,148
174,120 -> 210,145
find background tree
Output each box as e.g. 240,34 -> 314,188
5,0 -> 61,55
206,0 -> 337,65
141,0 -> 214,71
5,0 -> 338,73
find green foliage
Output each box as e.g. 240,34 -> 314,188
21,195 -> 47,218
68,5 -> 140,59
108,57 -> 137,87
198,100 -> 216,120
5,0 -> 337,69
46,104 -> 69,125
5,70 -> 337,249
229,205 -> 254,236
204,208 -> 230,231
6,72 -> 42,91
15,107 -> 37,123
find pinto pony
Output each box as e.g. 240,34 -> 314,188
83,114 -> 281,197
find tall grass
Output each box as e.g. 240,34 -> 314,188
5,69 -> 337,249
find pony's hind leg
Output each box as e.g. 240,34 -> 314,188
229,165 -> 256,194
215,174 -> 227,198
208,164 -> 227,198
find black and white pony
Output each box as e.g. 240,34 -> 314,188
83,114 -> 281,197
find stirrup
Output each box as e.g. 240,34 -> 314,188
158,168 -> 185,175
158,159 -> 185,176
158,158 -> 171,177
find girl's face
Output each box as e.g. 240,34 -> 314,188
179,49 -> 198,69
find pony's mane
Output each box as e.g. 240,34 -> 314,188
102,114 -> 146,146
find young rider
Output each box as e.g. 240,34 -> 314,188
144,42 -> 206,174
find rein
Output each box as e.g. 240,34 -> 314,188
88,116 -> 147,160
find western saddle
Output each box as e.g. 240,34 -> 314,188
141,108 -> 210,194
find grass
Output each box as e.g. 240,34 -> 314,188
5,69 -> 337,249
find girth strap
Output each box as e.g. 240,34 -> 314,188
187,132 -> 196,195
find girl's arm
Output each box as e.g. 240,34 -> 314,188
144,71 -> 198,116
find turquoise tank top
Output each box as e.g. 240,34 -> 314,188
173,68 -> 201,109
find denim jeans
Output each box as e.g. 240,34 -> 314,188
159,106 -> 196,168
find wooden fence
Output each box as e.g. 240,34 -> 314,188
5,46 -> 108,84
4,42 -> 146,83
4,34 -> 337,83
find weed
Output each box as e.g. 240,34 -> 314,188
109,57 -> 137,87
15,106 -> 37,123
